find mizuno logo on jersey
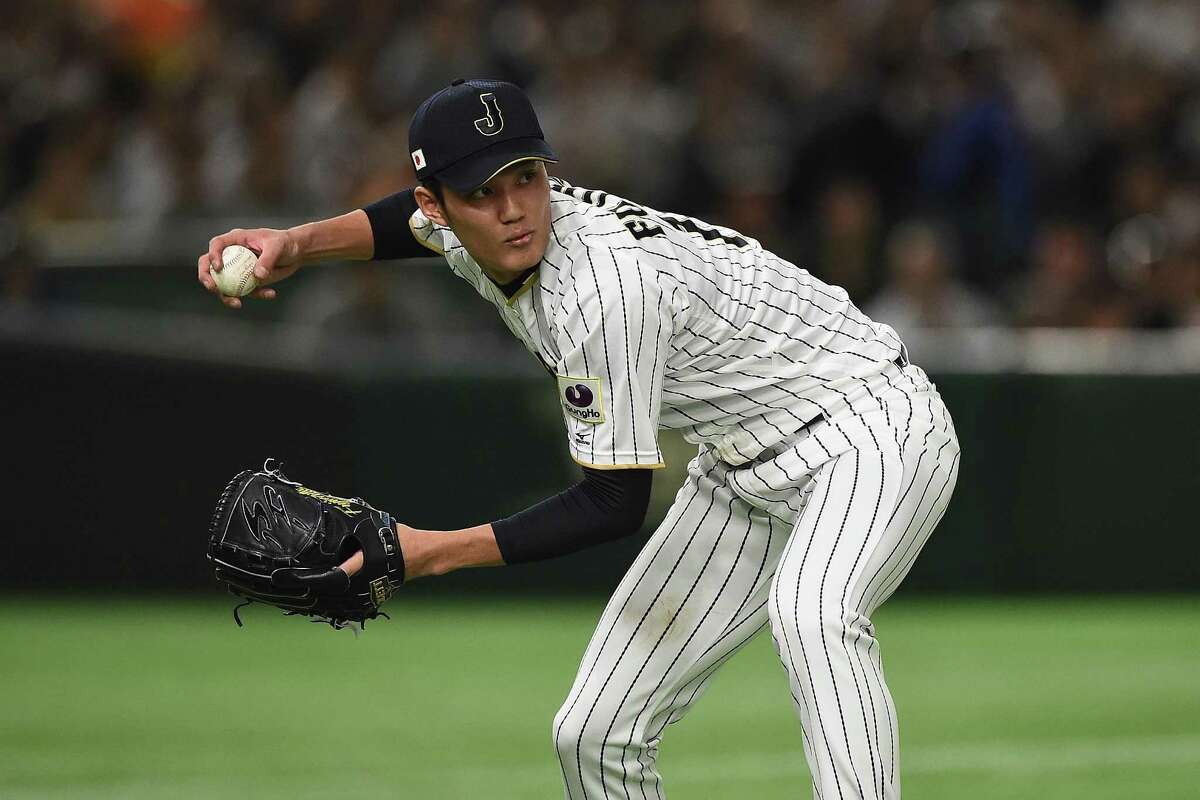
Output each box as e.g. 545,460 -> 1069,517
556,375 -> 605,424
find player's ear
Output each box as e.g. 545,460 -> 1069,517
414,185 -> 449,227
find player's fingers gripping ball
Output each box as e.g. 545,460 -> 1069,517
211,244 -> 260,297
207,460 -> 405,629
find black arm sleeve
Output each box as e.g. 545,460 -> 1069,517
361,189 -> 432,261
491,467 -> 654,565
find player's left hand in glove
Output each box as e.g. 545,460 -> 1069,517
206,460 -> 404,630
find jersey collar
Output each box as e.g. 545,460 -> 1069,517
495,263 -> 539,305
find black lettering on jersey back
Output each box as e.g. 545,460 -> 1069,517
661,215 -> 749,248
603,200 -> 660,238
625,219 -> 664,239
559,180 -> 749,249
604,201 -> 656,238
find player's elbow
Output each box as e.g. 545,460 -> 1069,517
590,470 -> 652,543
595,505 -> 647,545
580,466 -> 652,539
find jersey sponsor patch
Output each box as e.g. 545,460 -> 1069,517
556,375 -> 605,425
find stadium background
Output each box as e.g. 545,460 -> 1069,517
1,1 -> 1197,798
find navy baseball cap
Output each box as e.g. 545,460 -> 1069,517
408,78 -> 557,193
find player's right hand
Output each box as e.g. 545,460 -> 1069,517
198,228 -> 303,309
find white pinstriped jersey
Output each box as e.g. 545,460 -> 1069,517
408,176 -> 908,469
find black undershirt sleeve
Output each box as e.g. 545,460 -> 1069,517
362,189 -> 432,261
491,467 -> 654,564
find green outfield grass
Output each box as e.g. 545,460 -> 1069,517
1,595 -> 1197,799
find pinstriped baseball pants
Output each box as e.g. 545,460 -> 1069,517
553,365 -> 960,799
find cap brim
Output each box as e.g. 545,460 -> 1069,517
436,137 -> 558,192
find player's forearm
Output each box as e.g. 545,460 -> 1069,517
397,523 -> 505,579
287,209 -> 376,264
396,468 -> 652,579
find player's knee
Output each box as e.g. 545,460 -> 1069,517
553,697 -> 634,770
769,588 -> 855,645
552,700 -> 590,765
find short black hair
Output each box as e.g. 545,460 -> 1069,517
419,177 -> 445,205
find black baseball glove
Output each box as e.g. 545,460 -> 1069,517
207,460 -> 404,629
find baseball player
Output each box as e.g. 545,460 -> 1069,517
199,79 -> 959,799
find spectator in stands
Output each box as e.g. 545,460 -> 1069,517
0,215 -> 43,306
919,33 -> 1033,291
1014,221 -> 1131,328
809,177 -> 886,306
1136,247 -> 1200,328
864,219 -> 998,340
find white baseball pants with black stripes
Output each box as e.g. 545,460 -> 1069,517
553,364 -> 959,799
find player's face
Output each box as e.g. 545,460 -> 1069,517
439,161 -> 552,282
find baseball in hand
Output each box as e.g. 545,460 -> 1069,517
212,245 -> 260,297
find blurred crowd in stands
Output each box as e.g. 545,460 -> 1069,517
2,0 -> 1199,335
